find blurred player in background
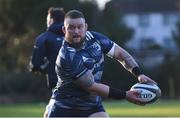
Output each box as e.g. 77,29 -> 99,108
29,7 -> 65,90
45,10 -> 156,117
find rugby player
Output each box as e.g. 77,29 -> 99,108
46,10 -> 156,117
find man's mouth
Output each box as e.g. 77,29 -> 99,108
73,35 -> 80,38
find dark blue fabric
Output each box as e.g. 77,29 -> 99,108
90,31 -> 114,54
30,23 -> 64,89
48,101 -> 105,117
53,31 -> 114,110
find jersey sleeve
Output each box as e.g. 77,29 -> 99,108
56,48 -> 88,81
30,34 -> 47,72
90,31 -> 114,54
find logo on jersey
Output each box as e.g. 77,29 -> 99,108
56,37 -> 62,41
91,42 -> 101,51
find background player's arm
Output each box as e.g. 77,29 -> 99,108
29,37 -> 48,74
74,70 -> 145,105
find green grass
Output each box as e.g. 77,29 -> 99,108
104,100 -> 180,117
0,103 -> 45,117
0,100 -> 180,117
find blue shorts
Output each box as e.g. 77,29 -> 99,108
47,100 -> 105,117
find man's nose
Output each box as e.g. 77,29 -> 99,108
74,28 -> 79,34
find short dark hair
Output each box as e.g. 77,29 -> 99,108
48,7 -> 65,23
65,10 -> 85,20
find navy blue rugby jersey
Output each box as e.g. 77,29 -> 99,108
53,31 -> 113,110
30,23 -> 64,89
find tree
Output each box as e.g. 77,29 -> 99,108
98,1 -> 133,47
172,21 -> 180,48
78,1 -> 99,30
0,0 -> 81,72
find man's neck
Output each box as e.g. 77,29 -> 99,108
65,38 -> 86,49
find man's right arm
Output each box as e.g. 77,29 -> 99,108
57,49 -> 145,105
74,70 -> 145,105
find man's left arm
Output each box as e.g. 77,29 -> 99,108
29,36 -> 48,74
107,43 -> 156,84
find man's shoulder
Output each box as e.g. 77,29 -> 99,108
35,31 -> 50,40
58,45 -> 81,65
86,31 -> 113,54
86,31 -> 107,39
86,31 -> 110,43
37,30 -> 63,38
56,45 -> 84,77
36,31 -> 64,43
86,31 -> 112,45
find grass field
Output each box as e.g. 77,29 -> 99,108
0,100 -> 180,117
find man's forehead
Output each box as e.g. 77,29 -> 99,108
64,18 -> 85,26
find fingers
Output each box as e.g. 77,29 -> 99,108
132,90 -> 146,106
126,90 -> 146,106
139,78 -> 148,83
150,79 -> 158,85
132,90 -> 146,105
138,75 -> 157,85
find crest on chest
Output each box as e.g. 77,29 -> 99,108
80,41 -> 103,69
85,41 -> 102,62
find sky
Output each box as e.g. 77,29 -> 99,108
95,0 -> 111,10
79,0 -> 111,10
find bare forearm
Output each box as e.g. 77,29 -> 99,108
87,83 -> 126,100
114,44 -> 138,72
88,83 -> 109,97
75,70 -> 126,99
107,43 -> 142,77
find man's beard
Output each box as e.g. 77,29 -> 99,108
68,37 -> 85,49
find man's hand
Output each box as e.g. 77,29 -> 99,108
138,74 -> 157,84
125,90 -> 145,106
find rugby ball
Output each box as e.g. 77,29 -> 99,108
131,83 -> 161,104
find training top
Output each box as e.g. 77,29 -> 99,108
53,31 -> 113,110
30,23 -> 64,89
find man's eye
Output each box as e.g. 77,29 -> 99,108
68,26 -> 74,30
80,25 -> 84,28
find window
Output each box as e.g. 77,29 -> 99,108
138,14 -> 149,27
163,38 -> 176,49
140,38 -> 161,50
163,14 -> 171,26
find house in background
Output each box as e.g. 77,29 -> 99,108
111,0 -> 180,50
108,0 -> 180,68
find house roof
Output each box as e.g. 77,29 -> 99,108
110,0 -> 180,14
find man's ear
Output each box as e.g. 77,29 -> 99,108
62,26 -> 66,34
48,18 -> 54,27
